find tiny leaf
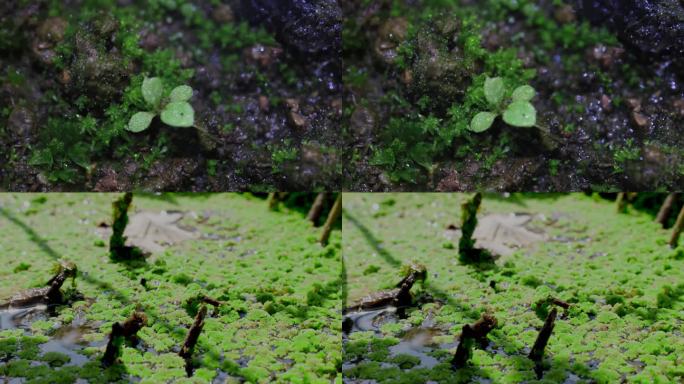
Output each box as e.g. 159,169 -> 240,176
169,85 -> 193,102
160,102 -> 195,127
469,111 -> 497,133
503,101 -> 537,127
142,77 -> 163,109
484,77 -> 504,107
511,85 -> 536,102
127,111 -> 156,132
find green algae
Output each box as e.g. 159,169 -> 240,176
343,193 -> 684,383
0,193 -> 341,383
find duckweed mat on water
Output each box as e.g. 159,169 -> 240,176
0,193 -> 342,383
342,193 -> 684,383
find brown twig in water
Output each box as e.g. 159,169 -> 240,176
319,194 -> 341,246
306,192 -> 328,226
179,305 -> 208,376
656,193 -> 678,227
528,307 -> 558,378
669,205 -> 684,248
550,298 -> 570,310
102,312 -> 148,367
451,313 -> 498,369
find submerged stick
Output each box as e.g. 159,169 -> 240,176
307,192 -> 328,226
669,205 -> 684,248
102,311 -> 148,367
180,305 -> 208,376
656,193 -> 678,227
451,313 -> 497,369
320,194 -> 341,246
528,307 -> 558,377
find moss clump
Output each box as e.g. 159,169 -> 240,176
390,354 -> 421,369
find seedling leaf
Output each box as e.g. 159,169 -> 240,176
469,111 -> 497,133
512,85 -> 536,102
484,77 -> 504,107
169,85 -> 193,102
503,101 -> 537,127
127,111 -> 156,132
160,102 -> 195,127
142,77 -> 163,109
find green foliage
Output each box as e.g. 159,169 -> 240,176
468,77 -> 537,132
127,77 -> 195,132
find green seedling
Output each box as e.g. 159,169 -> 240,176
127,77 -> 195,132
468,77 -> 537,132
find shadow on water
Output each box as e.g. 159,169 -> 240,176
0,206 -> 224,379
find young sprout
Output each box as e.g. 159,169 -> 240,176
127,77 -> 195,132
468,77 -> 537,132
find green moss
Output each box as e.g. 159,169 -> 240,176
390,354 -> 421,369
343,193 -> 684,382
0,193 -> 340,382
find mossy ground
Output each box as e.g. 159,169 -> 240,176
0,1 -> 340,191
0,193 -> 341,383
343,0 -> 684,191
342,193 -> 684,383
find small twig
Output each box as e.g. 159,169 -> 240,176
451,313 -> 498,369
44,271 -> 68,305
529,307 -> 558,378
201,296 -> 221,307
102,312 -> 147,367
319,194 -> 341,246
669,205 -> 684,248
656,193 -> 678,227
306,192 -> 328,226
550,298 -> 570,310
179,305 -> 208,376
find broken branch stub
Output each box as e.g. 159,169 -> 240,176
656,193 -> 678,227
669,205 -> 684,248
307,192 -> 328,226
110,192 -> 132,251
459,193 -> 482,254
451,313 -> 498,369
320,194 -> 341,246
180,305 -> 208,376
528,307 -> 558,377
102,311 -> 148,367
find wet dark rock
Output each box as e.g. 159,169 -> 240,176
238,0 -> 342,56
31,17 -> 68,65
213,4 -> 235,24
7,105 -> 36,137
244,44 -> 283,67
673,99 -> 684,116
587,44 -> 624,69
575,0 -> 684,60
60,16 -> 132,104
373,17 -> 409,66
554,4 -> 577,24
350,106 -> 376,138
405,16 -> 471,112
284,98 -> 308,130
141,158 -> 201,191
